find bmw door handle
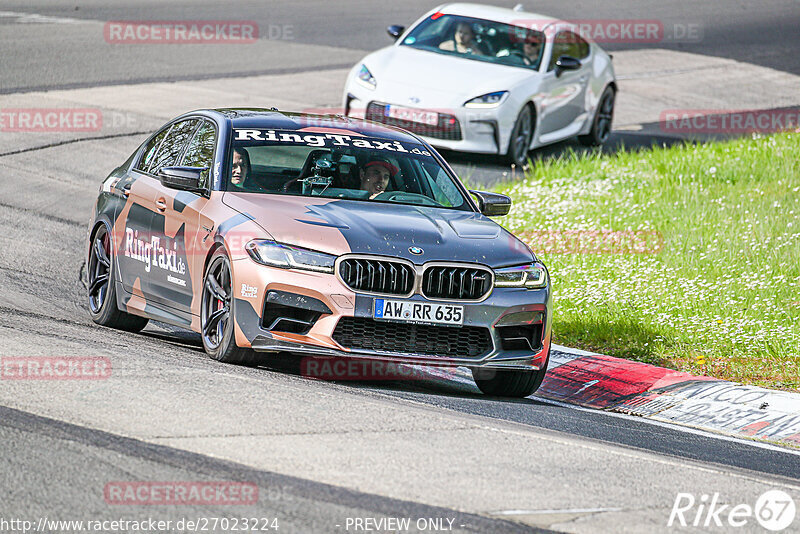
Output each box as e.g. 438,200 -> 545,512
122,183 -> 131,197
155,198 -> 168,212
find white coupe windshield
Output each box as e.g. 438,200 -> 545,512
228,129 -> 471,211
401,14 -> 546,70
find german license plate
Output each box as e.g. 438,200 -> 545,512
385,105 -> 439,126
374,299 -> 463,326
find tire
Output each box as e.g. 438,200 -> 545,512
503,105 -> 534,168
201,249 -> 260,366
87,224 -> 149,332
579,86 -> 615,147
471,347 -> 550,398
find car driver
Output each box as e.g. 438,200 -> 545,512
359,158 -> 398,198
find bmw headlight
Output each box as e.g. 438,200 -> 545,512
494,264 -> 548,288
464,91 -> 509,108
246,240 -> 336,273
356,64 -> 377,90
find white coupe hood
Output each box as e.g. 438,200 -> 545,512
366,46 -> 535,107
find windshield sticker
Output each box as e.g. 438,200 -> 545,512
233,129 -> 432,156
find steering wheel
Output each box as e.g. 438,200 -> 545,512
373,191 -> 441,206
502,49 -> 531,65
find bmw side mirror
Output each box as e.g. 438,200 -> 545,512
158,166 -> 205,192
387,25 -> 405,41
555,55 -> 581,77
470,190 -> 512,216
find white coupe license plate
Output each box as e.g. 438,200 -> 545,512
374,299 -> 463,326
385,105 -> 439,126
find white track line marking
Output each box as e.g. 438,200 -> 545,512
0,11 -> 82,24
490,508 -> 622,516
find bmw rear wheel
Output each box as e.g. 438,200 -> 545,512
201,249 -> 259,366
503,105 -> 534,168
87,224 -> 149,332
579,86 -> 615,146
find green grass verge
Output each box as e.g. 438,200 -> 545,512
494,133 -> 800,390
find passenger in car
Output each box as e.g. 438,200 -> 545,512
522,35 -> 544,66
359,158 -> 397,198
439,22 -> 485,55
231,147 -> 251,187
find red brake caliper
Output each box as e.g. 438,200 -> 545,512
215,272 -> 223,311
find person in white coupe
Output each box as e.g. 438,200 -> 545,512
438,22 -> 485,55
522,34 -> 544,66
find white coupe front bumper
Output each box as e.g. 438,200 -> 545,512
344,82 -> 514,155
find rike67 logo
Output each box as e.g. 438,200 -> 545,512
669,490 -> 796,531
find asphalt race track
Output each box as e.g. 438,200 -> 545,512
1,2 -> 800,533
2,0 -> 800,92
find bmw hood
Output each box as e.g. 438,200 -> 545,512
364,46 -> 535,105
222,193 -> 534,267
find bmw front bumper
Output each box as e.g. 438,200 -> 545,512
232,260 -> 552,371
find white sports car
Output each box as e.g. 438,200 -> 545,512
343,3 -> 617,167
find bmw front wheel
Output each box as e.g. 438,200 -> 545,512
201,249 -> 259,366
471,347 -> 550,398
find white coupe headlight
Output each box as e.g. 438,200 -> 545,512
494,264 -> 548,288
464,91 -> 509,108
246,240 -> 336,273
356,64 -> 377,90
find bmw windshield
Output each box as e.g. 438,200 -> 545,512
401,14 -> 546,70
228,128 -> 473,211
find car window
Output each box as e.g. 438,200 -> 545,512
401,14 -> 546,71
135,128 -> 168,173
411,14 -> 450,42
147,119 -> 199,175
548,31 -> 589,70
228,129 -> 472,211
417,161 -> 463,207
181,120 -> 216,189
572,32 -> 590,59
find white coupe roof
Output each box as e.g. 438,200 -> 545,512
438,3 -> 562,29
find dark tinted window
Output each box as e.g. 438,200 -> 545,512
228,130 -> 471,211
401,14 -> 546,70
135,129 -> 168,173
549,31 -> 590,70
572,32 -> 590,59
181,121 -> 216,189
148,119 -> 199,174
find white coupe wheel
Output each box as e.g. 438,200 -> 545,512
579,86 -> 615,147
504,106 -> 534,168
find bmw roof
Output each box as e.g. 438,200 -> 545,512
187,108 -> 425,144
